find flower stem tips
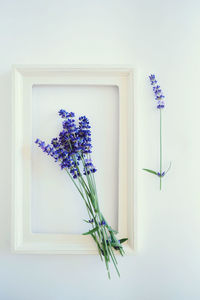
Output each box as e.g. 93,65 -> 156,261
35,109 -> 128,278
143,75 -> 171,190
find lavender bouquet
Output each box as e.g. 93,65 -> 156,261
143,75 -> 171,190
35,109 -> 127,278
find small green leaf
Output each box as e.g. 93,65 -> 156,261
143,168 -> 157,175
82,227 -> 98,235
119,238 -> 128,244
83,219 -> 90,223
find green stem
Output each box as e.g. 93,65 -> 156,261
160,109 -> 162,191
66,169 -> 92,213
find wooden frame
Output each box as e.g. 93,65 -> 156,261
12,65 -> 135,254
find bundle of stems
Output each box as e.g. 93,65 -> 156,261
35,110 -> 127,278
66,154 -> 127,279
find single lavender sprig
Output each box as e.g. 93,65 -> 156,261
143,75 -> 171,190
35,109 -> 128,278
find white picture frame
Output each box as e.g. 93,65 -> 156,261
12,65 -> 135,254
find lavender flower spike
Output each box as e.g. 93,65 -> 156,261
143,75 -> 171,190
149,74 -> 165,109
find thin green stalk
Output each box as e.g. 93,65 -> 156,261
66,169 -> 98,231
160,109 -> 162,191
83,189 -> 105,250
107,246 -> 120,277
103,227 -> 118,265
91,233 -> 103,261
70,171 -> 107,265
80,154 -> 97,200
73,157 -> 91,195
66,169 -> 89,206
101,224 -> 121,276
79,181 -> 94,223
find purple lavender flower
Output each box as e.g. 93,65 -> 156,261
83,158 -> 97,175
35,110 -> 96,179
149,74 -> 165,109
157,100 -> 165,109
149,74 -> 157,85
100,220 -> 106,226
78,116 -> 92,154
59,109 -> 75,119
157,171 -> 165,177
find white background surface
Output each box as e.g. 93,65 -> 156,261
1,0 -> 200,299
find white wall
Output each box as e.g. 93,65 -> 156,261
1,0 -> 200,299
